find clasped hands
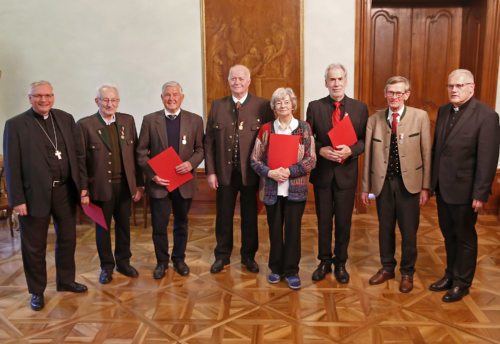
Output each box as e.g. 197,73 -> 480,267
319,145 -> 352,163
268,167 -> 290,183
152,161 -> 193,187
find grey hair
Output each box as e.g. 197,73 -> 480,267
96,83 -> 120,99
384,76 -> 411,93
29,80 -> 53,94
161,81 -> 184,95
270,87 -> 297,113
324,63 -> 348,80
449,69 -> 475,83
228,64 -> 251,80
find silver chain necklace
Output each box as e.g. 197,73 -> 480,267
34,113 -> 62,159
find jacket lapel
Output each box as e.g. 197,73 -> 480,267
94,113 -> 112,151
443,98 -> 475,145
28,110 -> 51,167
114,113 -> 127,150
154,111 -> 168,149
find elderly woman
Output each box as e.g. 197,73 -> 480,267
250,87 -> 316,289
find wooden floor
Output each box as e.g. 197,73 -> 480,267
0,200 -> 499,344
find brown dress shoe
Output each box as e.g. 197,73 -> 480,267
369,269 -> 395,285
399,275 -> 413,293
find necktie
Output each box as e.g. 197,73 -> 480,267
235,101 -> 241,110
167,114 -> 176,120
332,101 -> 341,126
391,113 -> 399,134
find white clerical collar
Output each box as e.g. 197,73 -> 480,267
99,112 -> 116,125
164,108 -> 181,118
232,93 -> 248,105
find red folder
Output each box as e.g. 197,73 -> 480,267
147,147 -> 193,192
82,203 -> 108,230
328,114 -> 358,147
267,133 -> 300,169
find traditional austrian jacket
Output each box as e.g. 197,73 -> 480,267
250,120 -> 316,205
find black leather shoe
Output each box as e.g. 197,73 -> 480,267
312,261 -> 332,281
99,269 -> 113,284
30,293 -> 44,311
173,260 -> 190,276
242,259 -> 259,273
442,286 -> 469,303
210,259 -> 228,273
153,263 -> 167,279
57,282 -> 88,293
429,276 -> 453,292
334,263 -> 350,284
117,264 -> 139,278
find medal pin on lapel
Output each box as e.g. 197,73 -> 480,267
182,135 -> 187,145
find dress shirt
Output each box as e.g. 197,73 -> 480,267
232,93 -> 248,105
164,108 -> 181,119
387,105 -> 405,128
99,112 -> 116,125
273,117 -> 299,197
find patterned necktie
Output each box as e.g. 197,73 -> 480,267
391,113 -> 399,134
332,101 -> 341,126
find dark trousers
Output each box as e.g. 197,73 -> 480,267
93,180 -> 132,271
375,176 -> 420,275
150,189 -> 192,264
266,197 -> 305,277
436,194 -> 478,287
214,168 -> 258,262
314,179 -> 356,265
19,185 -> 77,294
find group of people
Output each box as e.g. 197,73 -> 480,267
3,63 -> 499,312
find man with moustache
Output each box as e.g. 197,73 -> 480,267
204,64 -> 274,273
137,81 -> 204,278
78,84 -> 144,284
3,81 -> 87,311
429,69 -> 499,302
306,63 -> 368,283
362,76 -> 431,293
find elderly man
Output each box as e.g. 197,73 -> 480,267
3,81 -> 87,311
204,64 -> 274,273
78,84 -> 144,285
429,69 -> 499,302
306,63 -> 368,283
362,76 -> 431,293
137,81 -> 204,278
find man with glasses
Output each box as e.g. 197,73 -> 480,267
3,81 -> 88,311
429,69 -> 499,302
361,76 -> 431,293
78,84 -> 144,284
306,63 -> 368,283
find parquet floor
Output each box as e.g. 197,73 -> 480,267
0,199 -> 499,343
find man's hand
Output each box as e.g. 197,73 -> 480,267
419,189 -> 429,206
80,189 -> 90,205
13,203 -> 28,216
332,144 -> 352,162
361,192 -> 370,206
152,175 -> 170,187
472,199 -> 483,213
207,174 -> 218,190
175,161 -> 193,175
132,188 -> 144,202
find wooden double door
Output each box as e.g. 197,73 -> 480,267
354,0 -> 499,213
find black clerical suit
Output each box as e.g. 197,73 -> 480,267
3,108 -> 82,294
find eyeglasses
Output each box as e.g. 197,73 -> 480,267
99,98 -> 120,104
30,94 -> 54,99
386,91 -> 406,98
446,83 -> 473,90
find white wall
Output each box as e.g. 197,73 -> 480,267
0,0 -> 355,152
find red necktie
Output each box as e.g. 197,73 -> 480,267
391,113 -> 399,134
332,101 -> 341,126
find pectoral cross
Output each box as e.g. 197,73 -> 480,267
55,150 -> 62,160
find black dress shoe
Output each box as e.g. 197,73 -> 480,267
117,264 -> 139,278
173,261 -> 190,276
312,261 -> 332,281
99,269 -> 113,284
210,259 -> 228,273
429,276 -> 453,292
334,264 -> 350,284
442,286 -> 469,303
57,282 -> 88,293
153,263 -> 167,279
242,259 -> 259,273
30,293 -> 44,311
